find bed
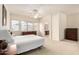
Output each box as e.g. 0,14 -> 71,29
0,30 -> 44,54
13,35 -> 44,54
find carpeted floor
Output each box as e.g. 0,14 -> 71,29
20,36 -> 79,55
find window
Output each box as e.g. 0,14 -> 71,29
11,20 -> 19,31
33,23 -> 38,31
27,22 -> 33,31
21,21 -> 27,31
10,20 -> 39,31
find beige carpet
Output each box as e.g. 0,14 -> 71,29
20,36 -> 79,55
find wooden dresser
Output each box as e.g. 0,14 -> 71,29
65,28 -> 78,41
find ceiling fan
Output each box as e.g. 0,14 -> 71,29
32,9 -> 42,19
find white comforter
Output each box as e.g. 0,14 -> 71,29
13,35 -> 44,54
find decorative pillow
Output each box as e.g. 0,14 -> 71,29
0,30 -> 14,43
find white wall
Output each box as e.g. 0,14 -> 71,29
10,13 -> 39,22
59,13 -> 67,40
67,14 -> 79,28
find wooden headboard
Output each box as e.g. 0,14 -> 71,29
22,31 -> 37,35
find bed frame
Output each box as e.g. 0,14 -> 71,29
18,46 -> 43,55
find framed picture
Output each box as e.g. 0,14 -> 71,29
44,23 -> 49,31
2,4 -> 7,26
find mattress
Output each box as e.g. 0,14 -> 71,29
13,35 -> 44,54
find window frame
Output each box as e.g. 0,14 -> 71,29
10,20 -> 39,32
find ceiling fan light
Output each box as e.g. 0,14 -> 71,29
34,14 -> 39,18
34,15 -> 38,19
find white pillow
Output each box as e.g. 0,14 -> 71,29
0,30 -> 14,43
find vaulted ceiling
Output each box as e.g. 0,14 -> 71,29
5,4 -> 79,17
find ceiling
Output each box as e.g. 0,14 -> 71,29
5,4 -> 79,17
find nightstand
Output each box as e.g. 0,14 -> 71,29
6,44 -> 17,55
